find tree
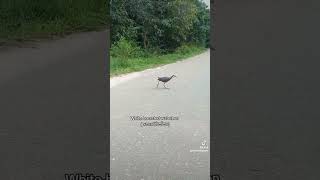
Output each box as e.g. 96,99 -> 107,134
110,0 -> 137,43
188,0 -> 210,47
111,0 -> 210,51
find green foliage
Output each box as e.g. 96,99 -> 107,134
110,0 -> 137,42
110,0 -> 209,76
111,0 -> 209,52
162,0 -> 198,50
188,0 -> 210,47
175,44 -> 204,54
110,37 -> 146,67
111,37 -> 144,58
110,45 -> 206,76
0,0 -> 109,39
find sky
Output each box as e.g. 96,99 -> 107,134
203,0 -> 210,8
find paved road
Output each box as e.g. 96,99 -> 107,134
111,51 -> 210,180
0,31 -> 109,180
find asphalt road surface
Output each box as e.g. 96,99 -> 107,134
0,31 -> 109,180
111,51 -> 210,180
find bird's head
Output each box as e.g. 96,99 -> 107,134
172,75 -> 177,78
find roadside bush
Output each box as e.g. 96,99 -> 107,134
111,0 -> 209,52
111,37 -> 145,58
175,44 -> 202,55
111,37 -> 146,67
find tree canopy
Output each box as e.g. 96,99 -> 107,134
111,0 -> 209,52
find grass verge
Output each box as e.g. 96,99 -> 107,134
110,45 -> 207,77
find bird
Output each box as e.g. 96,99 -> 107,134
156,75 -> 177,88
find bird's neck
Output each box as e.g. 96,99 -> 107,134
170,75 -> 174,79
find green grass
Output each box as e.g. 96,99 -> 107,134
0,0 -> 109,41
110,45 -> 207,77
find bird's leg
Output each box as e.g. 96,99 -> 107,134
163,82 -> 167,89
156,81 -> 159,88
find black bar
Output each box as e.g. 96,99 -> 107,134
212,0 -> 320,179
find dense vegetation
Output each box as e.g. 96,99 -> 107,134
110,0 -> 210,76
0,0 -> 109,40
111,0 -> 209,51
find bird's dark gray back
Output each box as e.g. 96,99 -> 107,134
158,77 -> 170,82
